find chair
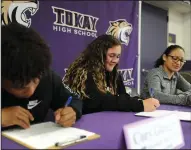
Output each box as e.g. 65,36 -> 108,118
125,87 -> 139,97
180,72 -> 191,84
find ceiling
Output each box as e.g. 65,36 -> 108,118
144,1 -> 191,14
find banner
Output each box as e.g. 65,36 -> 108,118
2,0 -> 139,88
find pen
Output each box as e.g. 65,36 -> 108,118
149,88 -> 158,108
149,88 -> 154,98
55,96 -> 73,123
55,135 -> 87,147
65,96 -> 72,107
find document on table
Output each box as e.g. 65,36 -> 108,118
2,122 -> 100,149
135,110 -> 191,121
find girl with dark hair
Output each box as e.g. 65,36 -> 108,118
63,34 -> 160,114
141,45 -> 191,106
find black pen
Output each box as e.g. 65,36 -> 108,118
55,135 -> 87,147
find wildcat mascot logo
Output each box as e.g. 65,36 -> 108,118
1,0 -> 39,27
106,19 -> 133,46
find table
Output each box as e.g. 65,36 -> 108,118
2,105 -> 191,149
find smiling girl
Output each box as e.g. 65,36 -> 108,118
63,34 -> 160,114
141,45 -> 191,106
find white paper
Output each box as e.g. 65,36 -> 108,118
135,110 -> 191,121
2,122 -> 95,149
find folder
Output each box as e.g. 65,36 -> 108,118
2,121 -> 100,149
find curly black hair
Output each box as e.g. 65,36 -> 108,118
2,23 -> 52,88
63,34 -> 121,98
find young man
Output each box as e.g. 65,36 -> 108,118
2,23 -> 82,130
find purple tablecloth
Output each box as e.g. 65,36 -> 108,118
2,105 -> 191,149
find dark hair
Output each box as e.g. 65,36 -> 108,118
154,45 -> 185,68
2,23 -> 52,88
64,34 -> 121,98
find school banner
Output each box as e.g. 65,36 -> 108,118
1,0 -> 139,88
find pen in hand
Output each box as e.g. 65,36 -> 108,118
149,88 -> 154,98
149,88 -> 159,108
55,96 -> 73,123
65,96 -> 72,107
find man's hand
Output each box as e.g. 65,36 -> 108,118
54,107 -> 76,127
143,98 -> 160,112
2,106 -> 34,129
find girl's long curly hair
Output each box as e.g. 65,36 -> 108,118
63,34 -> 121,99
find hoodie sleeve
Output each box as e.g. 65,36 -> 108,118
83,73 -> 144,113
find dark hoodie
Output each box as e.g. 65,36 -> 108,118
82,71 -> 144,114
2,71 -> 82,130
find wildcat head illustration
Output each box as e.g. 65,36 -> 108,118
1,0 -> 39,27
106,19 -> 133,46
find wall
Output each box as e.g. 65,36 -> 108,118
183,12 -> 191,60
140,2 -> 168,91
168,9 -> 191,60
